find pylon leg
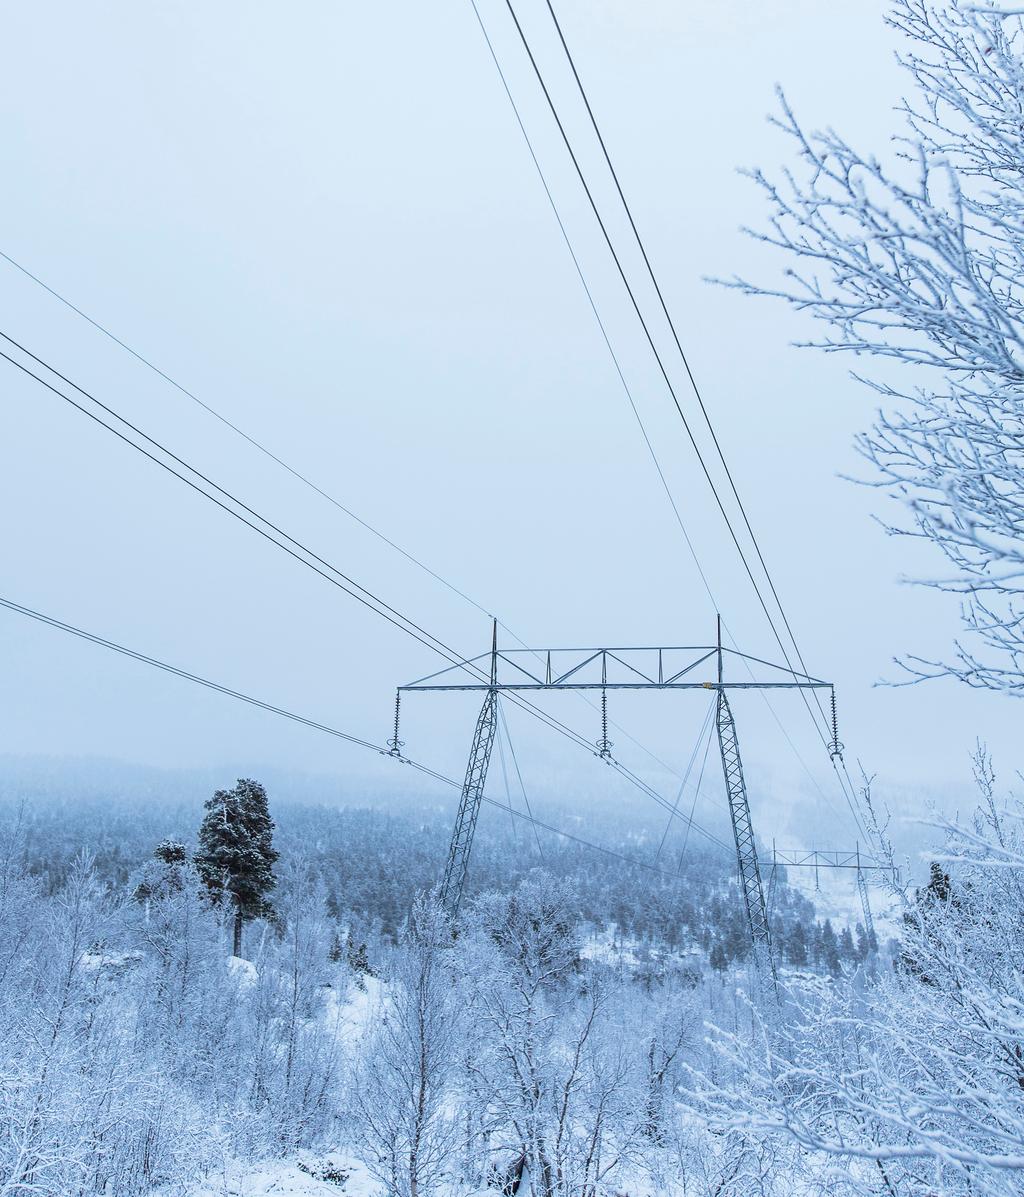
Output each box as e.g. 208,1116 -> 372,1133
857,866 -> 875,943
716,691 -> 776,985
439,689 -> 499,917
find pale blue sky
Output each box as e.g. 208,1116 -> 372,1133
0,1 -> 1014,853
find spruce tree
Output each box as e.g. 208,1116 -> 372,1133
195,777 -> 278,957
820,919 -> 842,977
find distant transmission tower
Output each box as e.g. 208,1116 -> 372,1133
768,844 -> 892,952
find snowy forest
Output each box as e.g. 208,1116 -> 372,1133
0,758 -> 1016,1197
3,1 -> 1024,1195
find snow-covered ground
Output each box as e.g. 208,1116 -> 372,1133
147,979 -> 386,1197
325,973 -> 382,1039
156,1153 -> 375,1197
580,926 -> 702,969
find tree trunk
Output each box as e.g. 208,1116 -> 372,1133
233,906 -> 243,958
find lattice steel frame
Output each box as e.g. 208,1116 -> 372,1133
856,850 -> 877,941
402,619 -> 841,963
438,687 -> 499,916
716,689 -> 775,983
769,843 -> 890,947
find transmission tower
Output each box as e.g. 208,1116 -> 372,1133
394,620 -> 839,977
768,844 -> 892,949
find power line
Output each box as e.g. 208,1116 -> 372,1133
0,335 -> 476,668
0,248 -> 687,788
677,715 -> 716,875
0,333 -> 569,725
0,594 -> 455,790
496,0 -> 813,701
498,700 -> 544,858
604,755 -> 729,851
0,250 -> 497,627
0,337 -> 591,757
540,0 -> 828,729
464,0 -> 718,616
637,695 -> 715,900
1,334 -> 725,841
535,6 -> 871,846
494,707 -> 520,842
651,696 -> 716,871
0,591 -> 719,885
472,2 -> 868,842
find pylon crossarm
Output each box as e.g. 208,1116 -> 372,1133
402,652 -> 490,690
772,849 -> 892,871
399,643 -> 830,693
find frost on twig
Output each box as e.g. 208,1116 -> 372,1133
728,0 -> 1024,695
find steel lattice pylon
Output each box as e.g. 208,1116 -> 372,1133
437,625 -> 500,917
716,689 -> 776,983
857,856 -> 876,941
398,617 -> 843,958
438,688 -> 498,916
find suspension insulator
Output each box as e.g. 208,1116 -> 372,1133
594,687 -> 614,760
827,688 -> 844,761
386,690 -> 405,758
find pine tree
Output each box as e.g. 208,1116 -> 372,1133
195,777 -> 278,957
900,860 -> 958,983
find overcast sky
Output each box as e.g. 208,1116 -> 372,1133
0,1 -> 1016,855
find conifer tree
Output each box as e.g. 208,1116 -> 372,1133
787,920 -> 808,967
195,777 -> 278,957
820,919 -> 841,978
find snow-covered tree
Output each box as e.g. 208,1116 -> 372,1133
695,769 -> 1024,1196
195,778 -> 278,957
733,0 -> 1024,694
132,837 -> 189,909
456,872 -> 659,1197
352,896 -> 461,1197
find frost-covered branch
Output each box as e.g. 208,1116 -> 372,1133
727,0 -> 1024,694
